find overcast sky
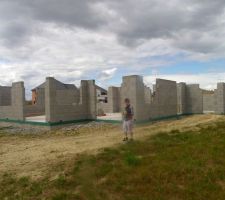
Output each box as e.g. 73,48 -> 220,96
0,0 -> 225,96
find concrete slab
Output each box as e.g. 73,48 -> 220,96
97,113 -> 122,121
26,115 -> 46,123
203,111 -> 215,114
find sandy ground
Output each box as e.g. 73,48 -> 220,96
0,114 -> 223,179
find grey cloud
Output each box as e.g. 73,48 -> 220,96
105,0 -> 225,52
0,0 -> 105,27
0,0 -> 225,57
25,0 -> 107,29
172,30 -> 223,54
0,0 -> 107,48
0,22 -> 32,47
0,0 -> 225,70
0,0 -> 225,94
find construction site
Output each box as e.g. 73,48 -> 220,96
0,75 -> 224,129
1,75 -> 225,199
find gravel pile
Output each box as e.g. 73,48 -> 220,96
0,121 -> 50,134
60,121 -> 117,132
0,121 -> 120,135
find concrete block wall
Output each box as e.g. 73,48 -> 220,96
203,93 -> 215,113
120,76 -> 177,121
36,88 -> 45,106
11,82 -> 25,120
215,83 -> 225,114
135,76 -> 151,121
3,75 -> 225,126
25,88 -> 45,117
86,80 -> 97,119
108,86 -> 120,113
45,77 -> 96,123
177,83 -> 187,114
0,86 -> 11,106
144,86 -> 152,103
56,89 -> 80,105
97,102 -> 111,115
96,86 -> 121,115
24,105 -> 45,117
177,83 -> 203,114
120,75 -> 149,121
186,84 -> 203,114
96,76 -> 153,121
0,82 -> 25,120
150,79 -> 177,119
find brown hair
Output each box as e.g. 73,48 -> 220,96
124,98 -> 130,103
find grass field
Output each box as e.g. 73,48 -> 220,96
1,115 -> 225,199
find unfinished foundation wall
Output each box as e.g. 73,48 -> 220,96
177,83 -> 203,115
120,76 -> 177,121
203,92 -> 215,113
108,87 -> 120,112
0,86 -> 11,106
97,102 -> 111,115
45,77 -> 96,123
97,86 -> 121,115
0,82 -> 25,120
56,89 -> 80,105
186,84 -> 203,114
36,88 -> 45,106
25,88 -> 45,117
144,86 -> 152,103
150,79 -> 177,119
215,83 -> 225,114
120,75 -> 150,121
177,83 -> 186,114
24,105 -> 45,117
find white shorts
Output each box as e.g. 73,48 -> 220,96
123,120 -> 133,133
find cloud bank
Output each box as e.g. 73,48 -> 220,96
0,0 -> 225,97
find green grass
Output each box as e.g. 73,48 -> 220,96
1,120 -> 225,199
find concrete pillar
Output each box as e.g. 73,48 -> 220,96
36,88 -> 45,106
87,80 -> 96,119
0,87 -> 2,106
80,80 -> 88,114
121,75 -> 146,121
144,86 -> 152,103
215,83 -> 225,114
11,82 -> 25,120
186,84 -> 203,114
108,86 -> 120,112
80,80 -> 96,119
45,78 -> 96,123
45,77 -> 57,122
152,79 -> 177,118
177,82 -> 187,114
203,92 -> 215,113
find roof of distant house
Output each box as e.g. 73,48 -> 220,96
31,79 -> 77,91
95,85 -> 107,93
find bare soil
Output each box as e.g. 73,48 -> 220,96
0,114 -> 222,179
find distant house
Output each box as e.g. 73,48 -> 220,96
32,80 -> 107,105
31,79 -> 79,105
96,85 -> 108,103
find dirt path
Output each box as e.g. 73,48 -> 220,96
0,114 -> 223,179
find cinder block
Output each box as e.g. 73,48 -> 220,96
45,77 -> 96,122
215,83 -> 225,114
0,81 -> 25,120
